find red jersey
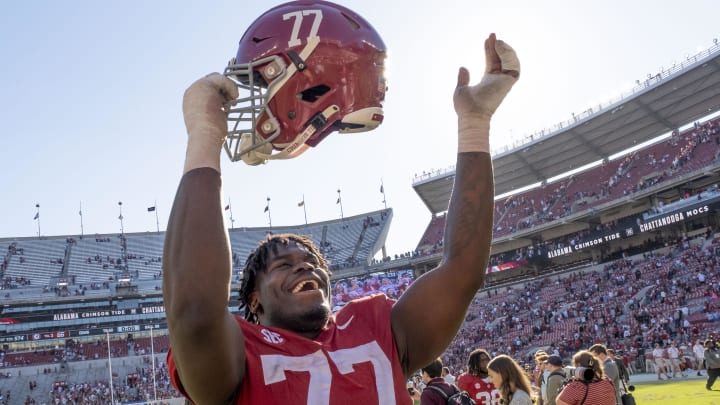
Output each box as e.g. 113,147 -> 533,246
168,294 -> 411,405
456,372 -> 500,405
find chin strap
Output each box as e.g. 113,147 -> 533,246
240,105 -> 339,165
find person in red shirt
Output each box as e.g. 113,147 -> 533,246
457,349 -> 500,405
162,1 -> 520,404
556,351 -> 616,405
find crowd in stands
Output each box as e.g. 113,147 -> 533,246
1,336 -> 176,404
330,270 -> 414,311
493,118 -> 720,238
15,357 -> 178,405
408,117 -> 720,256
439,234 -> 720,377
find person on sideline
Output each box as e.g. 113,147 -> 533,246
162,1 -> 520,404
704,339 -> 720,390
694,339 -> 706,376
606,349 -> 629,386
487,355 -> 535,405
457,349 -> 500,405
588,344 -> 620,405
652,343 -> 669,381
535,351 -> 550,405
544,356 -> 565,405
443,367 -> 457,385
420,358 -> 457,405
556,351 -> 615,405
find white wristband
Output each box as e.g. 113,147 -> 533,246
458,116 -> 490,153
184,136 -> 222,174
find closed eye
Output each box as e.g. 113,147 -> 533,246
270,262 -> 292,271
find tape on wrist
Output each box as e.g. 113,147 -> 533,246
458,116 -> 490,153
183,136 -> 222,174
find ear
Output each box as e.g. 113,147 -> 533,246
248,291 -> 262,315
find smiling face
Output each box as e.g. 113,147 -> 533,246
251,240 -> 332,338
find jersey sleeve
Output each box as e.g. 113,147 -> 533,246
166,348 -> 192,402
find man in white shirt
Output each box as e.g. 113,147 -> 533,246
652,343 -> 669,380
667,341 -> 686,378
442,367 -> 456,384
694,340 -> 707,376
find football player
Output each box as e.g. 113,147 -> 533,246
162,1 -> 520,404
457,349 -> 501,405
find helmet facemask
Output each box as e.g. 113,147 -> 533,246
224,38 -> 342,165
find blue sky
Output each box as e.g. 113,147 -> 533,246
1,0 -> 718,257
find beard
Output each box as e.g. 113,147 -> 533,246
269,302 -> 331,335
295,305 -> 331,332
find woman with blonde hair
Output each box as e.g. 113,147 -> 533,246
487,354 -> 535,404
556,350 -> 615,405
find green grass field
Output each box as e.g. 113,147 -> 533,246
631,378 -> 720,404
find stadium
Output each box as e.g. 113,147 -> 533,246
2,30 -> 720,405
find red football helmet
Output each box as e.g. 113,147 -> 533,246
223,0 -> 387,165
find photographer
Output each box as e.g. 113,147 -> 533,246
556,351 -> 616,405
704,339 -> 720,390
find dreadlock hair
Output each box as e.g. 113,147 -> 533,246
467,348 -> 491,376
239,233 -> 329,324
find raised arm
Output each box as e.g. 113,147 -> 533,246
392,33 -> 520,376
162,74 -> 245,404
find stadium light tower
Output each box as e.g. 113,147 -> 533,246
150,325 -> 158,401
227,198 -> 235,229
118,201 -> 124,236
79,201 -> 84,239
106,331 -> 115,405
34,203 -> 41,238
380,179 -> 387,210
337,189 -> 344,220
118,201 -> 129,274
265,197 -> 272,227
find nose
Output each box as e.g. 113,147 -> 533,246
292,261 -> 315,273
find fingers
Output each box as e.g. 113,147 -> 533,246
182,73 -> 239,141
495,40 -> 521,78
456,67 -> 470,88
484,33 -> 501,74
460,33 -> 520,88
186,73 -> 239,105
203,72 -> 239,102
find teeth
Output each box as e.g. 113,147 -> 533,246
292,280 -> 320,293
